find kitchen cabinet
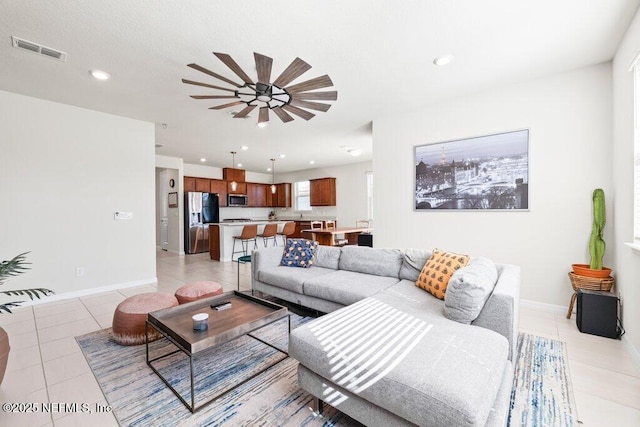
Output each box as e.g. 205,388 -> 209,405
310,177 -> 336,206
195,178 -> 210,192
227,181 -> 247,195
247,182 -> 267,207
209,179 -> 227,207
223,168 -> 245,183
184,177 -> 196,192
271,183 -> 291,207
208,224 -> 220,261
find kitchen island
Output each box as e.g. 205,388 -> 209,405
209,221 -> 288,262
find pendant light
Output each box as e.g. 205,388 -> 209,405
230,151 -> 238,192
270,158 -> 277,194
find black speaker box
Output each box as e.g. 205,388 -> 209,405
576,289 -> 621,339
357,233 -> 373,247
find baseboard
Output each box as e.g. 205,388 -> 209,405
19,277 -> 159,307
520,299 -> 568,314
622,335 -> 640,370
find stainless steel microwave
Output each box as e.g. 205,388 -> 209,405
227,194 -> 248,206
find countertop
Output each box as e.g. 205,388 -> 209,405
213,220 -> 288,227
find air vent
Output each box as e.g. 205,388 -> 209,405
11,36 -> 67,62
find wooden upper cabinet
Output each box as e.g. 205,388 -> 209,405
227,181 -> 247,195
209,179 -> 227,207
246,183 -> 267,207
223,168 -> 245,183
271,183 -> 292,207
195,178 -> 210,192
184,176 -> 196,192
310,177 -> 336,206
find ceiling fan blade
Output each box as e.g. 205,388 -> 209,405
273,57 -> 312,87
291,91 -> 338,101
234,105 -> 257,118
186,64 -> 242,88
290,99 -> 332,112
190,95 -> 239,99
181,79 -> 237,92
213,52 -> 254,84
258,107 -> 270,124
254,53 -> 273,84
272,107 -> 294,123
285,75 -> 333,93
283,105 -> 316,121
208,101 -> 245,110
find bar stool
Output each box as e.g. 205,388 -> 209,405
257,223 -> 278,247
325,220 -> 336,230
232,224 -> 258,261
277,222 -> 296,245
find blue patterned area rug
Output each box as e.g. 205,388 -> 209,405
508,333 -> 578,427
77,318 -> 576,426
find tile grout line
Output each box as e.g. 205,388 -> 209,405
32,305 -> 55,426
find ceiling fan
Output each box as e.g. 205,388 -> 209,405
182,52 -> 337,126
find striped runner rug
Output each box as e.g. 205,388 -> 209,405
76,316 -> 577,426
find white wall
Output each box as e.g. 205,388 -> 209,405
278,161 -> 373,227
373,64 -> 613,308
612,9 -> 640,362
0,90 -> 157,296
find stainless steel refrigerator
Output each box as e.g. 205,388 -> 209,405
184,192 -> 220,254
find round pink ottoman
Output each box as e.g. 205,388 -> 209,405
112,292 -> 178,346
175,281 -> 223,304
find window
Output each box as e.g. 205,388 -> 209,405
366,171 -> 374,220
294,180 -> 311,211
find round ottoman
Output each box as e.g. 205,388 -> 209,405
175,281 -> 224,304
112,292 -> 178,346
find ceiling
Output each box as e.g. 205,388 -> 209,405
1,1 -> 638,173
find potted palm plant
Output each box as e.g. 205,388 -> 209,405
572,189 -> 613,278
0,252 -> 54,385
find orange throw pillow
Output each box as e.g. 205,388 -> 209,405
416,249 -> 470,299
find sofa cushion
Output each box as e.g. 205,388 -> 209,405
289,294 -> 509,427
338,246 -> 404,278
280,238 -> 318,268
315,245 -> 341,270
416,249 -> 469,299
399,248 -> 432,281
303,270 -> 399,306
445,257 -> 498,324
258,265 -> 336,294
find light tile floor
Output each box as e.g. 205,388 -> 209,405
0,249 -> 638,426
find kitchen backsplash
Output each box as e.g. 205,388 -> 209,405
219,206 -> 337,221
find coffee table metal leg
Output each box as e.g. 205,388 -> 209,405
190,355 -> 195,413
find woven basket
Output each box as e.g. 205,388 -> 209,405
568,272 -> 614,292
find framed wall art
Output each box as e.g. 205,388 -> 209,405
414,129 -> 529,211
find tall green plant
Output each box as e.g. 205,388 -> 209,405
589,189 -> 606,270
0,252 -> 54,313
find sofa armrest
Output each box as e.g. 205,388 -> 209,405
251,246 -> 284,283
471,263 -> 520,363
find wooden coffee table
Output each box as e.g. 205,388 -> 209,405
145,291 -> 289,413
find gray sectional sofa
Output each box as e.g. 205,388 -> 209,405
251,245 -> 520,427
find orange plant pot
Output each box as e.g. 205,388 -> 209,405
571,263 -> 612,279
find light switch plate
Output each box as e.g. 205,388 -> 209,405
114,211 -> 133,220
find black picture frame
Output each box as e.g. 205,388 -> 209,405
414,129 -> 529,211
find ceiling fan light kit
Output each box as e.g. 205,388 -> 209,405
183,52 -> 337,125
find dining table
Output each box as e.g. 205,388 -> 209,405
300,227 -> 371,246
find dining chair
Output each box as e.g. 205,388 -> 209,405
325,220 -> 336,230
356,219 -> 370,229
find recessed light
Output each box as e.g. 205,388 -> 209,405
433,55 -> 453,66
309,160 -> 315,164
237,163 -> 242,167
267,167 -> 272,172
279,154 -> 286,158
241,145 -> 248,151
89,69 -> 111,80
348,149 -> 362,156
200,158 -> 206,162
257,122 -> 268,128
